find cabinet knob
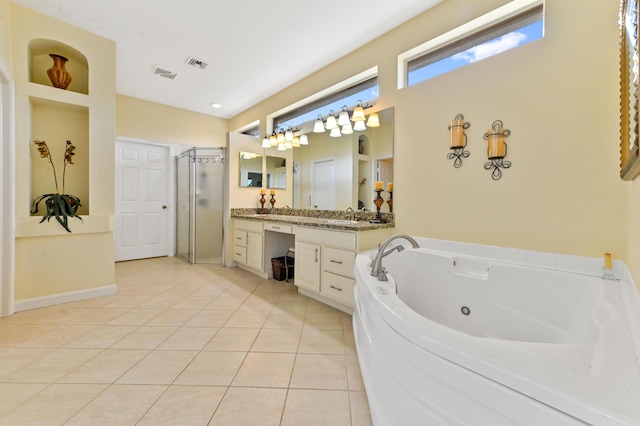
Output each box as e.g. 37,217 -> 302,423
162,205 -> 167,209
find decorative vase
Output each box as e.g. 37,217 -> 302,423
47,54 -> 72,90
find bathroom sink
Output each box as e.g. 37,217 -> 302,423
327,219 -> 359,225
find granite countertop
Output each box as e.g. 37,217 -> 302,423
231,208 -> 394,231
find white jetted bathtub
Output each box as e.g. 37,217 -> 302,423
353,237 -> 640,425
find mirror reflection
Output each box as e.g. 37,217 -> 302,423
239,151 -> 262,187
266,155 -> 287,189
292,107 -> 394,211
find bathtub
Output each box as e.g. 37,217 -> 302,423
353,237 -> 640,425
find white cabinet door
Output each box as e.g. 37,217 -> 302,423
246,232 -> 263,271
295,241 -> 321,292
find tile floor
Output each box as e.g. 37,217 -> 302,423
0,257 -> 372,425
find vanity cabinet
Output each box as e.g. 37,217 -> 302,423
233,219 -> 263,271
294,241 -> 321,292
295,227 -> 359,311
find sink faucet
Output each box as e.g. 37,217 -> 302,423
370,234 -> 420,281
345,207 -> 355,221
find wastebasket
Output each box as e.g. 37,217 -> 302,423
271,256 -> 294,281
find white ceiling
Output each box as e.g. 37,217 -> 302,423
12,0 -> 442,119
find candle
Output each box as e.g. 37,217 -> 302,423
375,181 -> 383,190
260,188 -> 266,195
604,253 -> 612,269
388,182 -> 393,191
450,118 -> 465,148
270,189 -> 275,196
487,130 -> 506,159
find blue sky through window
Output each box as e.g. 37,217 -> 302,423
408,20 -> 543,86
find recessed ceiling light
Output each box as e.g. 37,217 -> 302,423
211,103 -> 222,108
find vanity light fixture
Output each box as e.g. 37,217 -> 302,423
299,134 -> 309,145
337,106 -> 351,126
262,134 -> 271,148
366,112 -> 380,127
447,113 -> 470,168
483,120 -> 511,180
326,111 -> 338,130
341,122 -> 354,135
313,114 -> 325,133
353,120 -> 367,131
351,101 -> 366,122
329,127 -> 342,138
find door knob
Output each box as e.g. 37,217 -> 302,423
162,205 -> 167,209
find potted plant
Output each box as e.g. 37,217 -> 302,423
31,140 -> 82,233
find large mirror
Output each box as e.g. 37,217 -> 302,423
620,0 -> 640,180
266,155 -> 287,189
239,151 -> 262,187
292,107 -> 393,211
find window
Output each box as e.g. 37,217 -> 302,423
399,0 -> 544,88
272,73 -> 378,131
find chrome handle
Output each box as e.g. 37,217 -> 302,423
329,285 -> 343,292
315,248 -> 318,263
235,253 -> 241,256
272,226 -> 280,229
330,260 -> 343,265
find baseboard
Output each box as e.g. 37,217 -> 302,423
14,284 -> 117,312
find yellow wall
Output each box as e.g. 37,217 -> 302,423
230,0 -> 627,264
0,0 -> 10,70
116,94 -> 228,147
12,4 -> 116,303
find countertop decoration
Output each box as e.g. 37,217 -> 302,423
31,139 -> 82,232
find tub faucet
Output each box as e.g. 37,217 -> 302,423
346,207 -> 355,221
371,234 -> 420,281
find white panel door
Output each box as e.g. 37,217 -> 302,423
312,159 -> 336,210
115,140 -> 170,261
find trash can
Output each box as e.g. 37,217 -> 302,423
271,256 -> 294,281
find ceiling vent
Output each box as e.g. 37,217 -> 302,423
153,66 -> 177,80
185,57 -> 209,70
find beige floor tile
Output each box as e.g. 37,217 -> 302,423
298,329 -> 345,354
157,327 -> 218,350
0,383 -> 107,425
110,326 -> 178,349
56,307 -> 130,325
0,324 -> 58,347
137,385 -> 226,426
204,296 -> 246,310
174,351 -> 246,386
281,389 -> 351,426
59,349 -> 149,383
138,296 -> 185,309
105,308 -> 164,326
103,295 -> 155,309
251,328 -> 301,353
304,309 -> 344,330
64,325 -> 137,349
117,350 -> 197,385
0,383 -> 48,415
184,310 -> 235,327
231,352 -> 295,388
209,387 -> 287,426
263,308 -> 306,329
1,348 -> 101,383
170,296 -> 216,310
145,309 -> 198,326
346,354 -> 365,390
350,391 -> 373,426
203,327 -> 259,351
65,384 -> 166,425
14,325 -> 96,348
225,310 -> 269,328
238,295 -> 279,312
290,354 -> 348,390
0,348 -> 52,378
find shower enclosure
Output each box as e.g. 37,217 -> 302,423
175,147 -> 226,265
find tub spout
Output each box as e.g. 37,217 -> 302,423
371,234 -> 420,281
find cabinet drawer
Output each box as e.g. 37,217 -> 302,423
233,230 -> 246,247
264,222 -> 292,234
321,271 -> 355,306
233,245 -> 247,264
322,247 -> 355,278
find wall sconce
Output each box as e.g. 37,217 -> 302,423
447,114 -> 470,168
483,120 -> 511,180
